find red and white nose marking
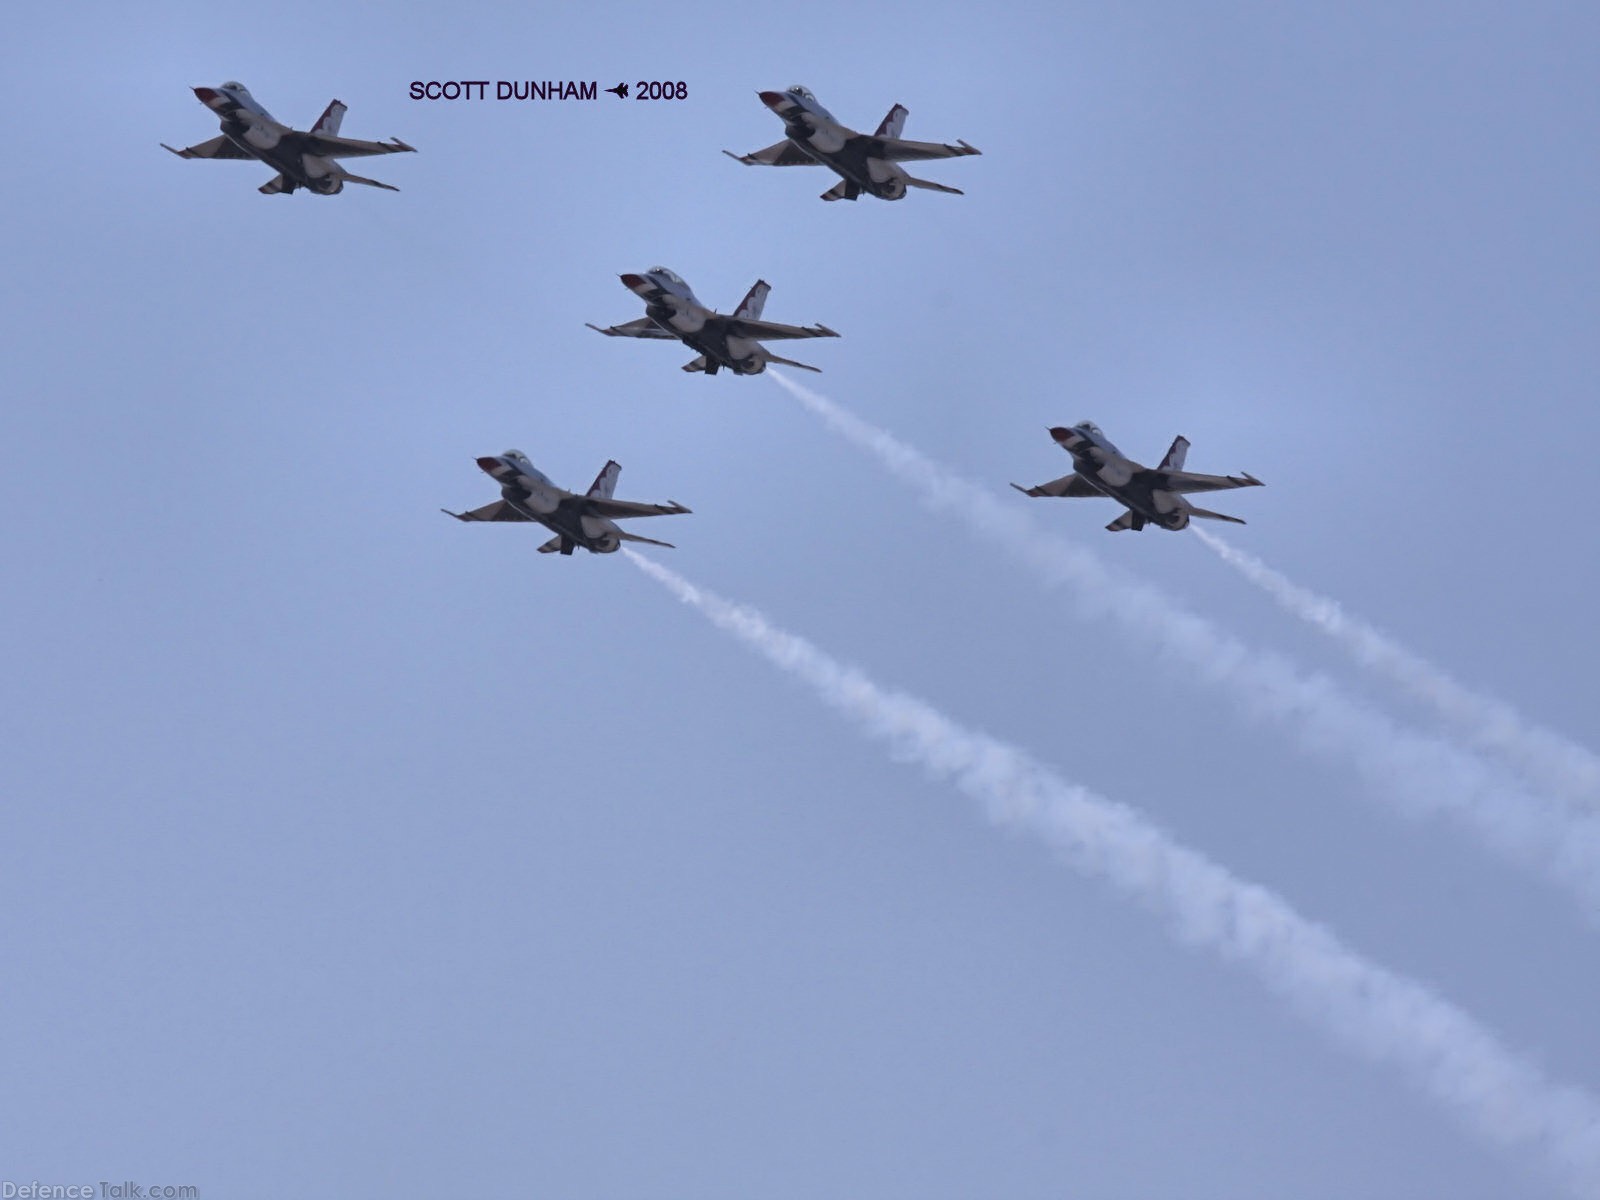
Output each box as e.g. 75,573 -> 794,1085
1049,426 -> 1083,448
619,273 -> 650,294
758,90 -> 789,111
193,86 -> 228,110
476,455 -> 513,478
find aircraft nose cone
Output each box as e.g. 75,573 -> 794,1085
475,455 -> 504,474
758,90 -> 786,109
193,86 -> 220,104
1049,426 -> 1074,441
619,273 -> 648,291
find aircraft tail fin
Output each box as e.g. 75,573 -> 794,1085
258,173 -> 294,195
586,460 -> 621,499
312,99 -> 347,136
1159,435 -> 1190,472
1106,509 -> 1146,532
821,179 -> 861,201
874,103 -> 908,139
734,280 -> 770,321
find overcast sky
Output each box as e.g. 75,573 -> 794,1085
3,2 -> 1598,1197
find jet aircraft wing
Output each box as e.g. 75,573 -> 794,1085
875,137 -> 981,163
441,501 -> 534,522
161,135 -> 255,160
723,142 -> 820,167
584,498 -> 691,520
586,318 -> 677,339
1151,469 -> 1264,494
724,318 -> 840,341
1011,473 -> 1100,498
303,134 -> 416,159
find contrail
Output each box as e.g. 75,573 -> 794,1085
1191,526 -> 1600,812
626,550 -> 1600,1199
767,371 -> 1600,916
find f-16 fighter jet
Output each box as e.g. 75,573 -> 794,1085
724,86 -> 980,202
162,82 -> 415,195
443,451 -> 689,555
1012,423 -> 1263,532
587,268 -> 839,375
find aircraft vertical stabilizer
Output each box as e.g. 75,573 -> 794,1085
734,280 -> 770,321
1159,436 -> 1190,472
587,460 -> 621,499
312,99 -> 347,136
874,103 -> 909,139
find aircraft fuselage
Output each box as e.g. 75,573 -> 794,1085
477,456 -> 620,553
777,120 -> 901,198
1056,428 -> 1188,531
641,304 -> 760,375
216,120 -> 340,194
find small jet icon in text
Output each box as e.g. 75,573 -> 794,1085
605,82 -> 629,99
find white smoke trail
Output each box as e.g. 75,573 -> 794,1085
767,370 -> 1600,917
627,549 -> 1600,1198
1191,525 -> 1600,812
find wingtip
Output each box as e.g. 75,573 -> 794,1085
390,137 -> 416,152
957,139 -> 981,154
160,143 -> 188,158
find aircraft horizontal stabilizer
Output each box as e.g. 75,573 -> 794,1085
617,531 -> 676,549
1106,509 -> 1144,532
906,176 -> 963,195
764,352 -> 822,373
681,355 -> 710,373
338,170 -> 399,191
821,179 -> 861,201
259,174 -> 293,194
1184,505 -> 1247,525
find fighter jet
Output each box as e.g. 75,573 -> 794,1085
587,268 -> 839,375
724,86 -> 980,202
1012,423 -> 1263,532
443,451 -> 689,555
162,82 -> 415,195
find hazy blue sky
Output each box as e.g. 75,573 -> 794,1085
3,2 -> 1597,1197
